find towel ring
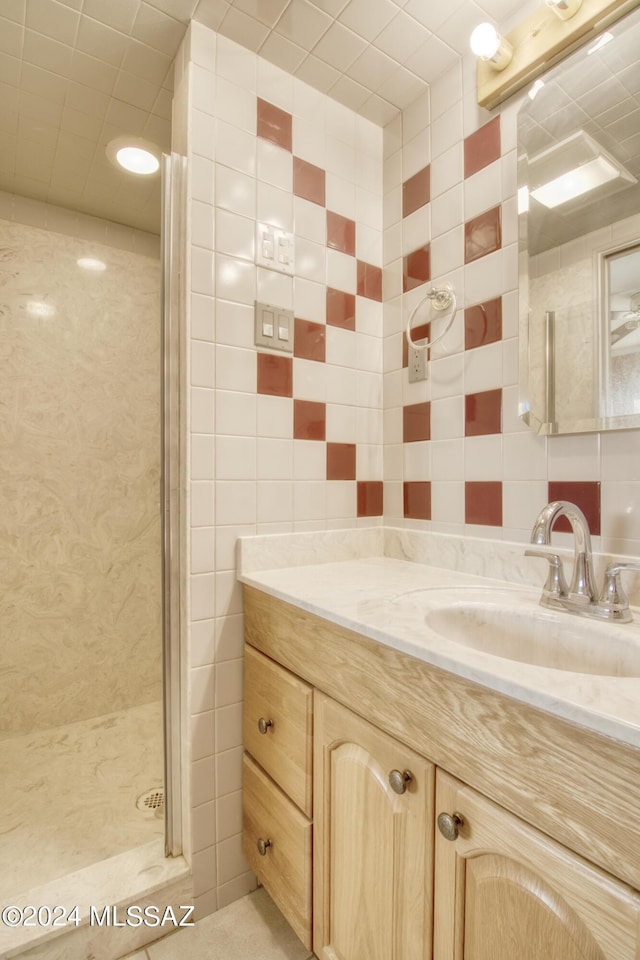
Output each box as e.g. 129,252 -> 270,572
405,282 -> 457,352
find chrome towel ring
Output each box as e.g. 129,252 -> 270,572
405,282 -> 457,353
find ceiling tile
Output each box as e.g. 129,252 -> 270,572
328,73 -> 370,112
305,0 -> 349,14
21,62 -> 68,103
82,0 -> 140,34
113,70 -> 159,112
3,0 -> 26,25
402,0 -> 465,32
404,34 -> 459,84
338,0 -> 397,43
151,87 -> 173,119
106,98 -> 149,134
294,52 -> 341,92
23,30 -> 73,77
65,79 -> 110,117
76,17 -> 130,69
61,104 -> 104,140
68,50 -> 118,95
346,44 -> 397,90
310,21 -> 366,71
25,0 -> 80,45
437,1 -> 488,56
259,31 -> 307,74
19,88 -> 64,125
131,3 -> 187,57
372,11 -> 430,62
233,0 -> 292,27
192,0 -> 230,31
146,0 -> 199,20
0,52 -> 21,86
0,18 -> 23,58
378,65 -> 427,109
273,0 -> 333,50
121,39 -> 172,84
218,6 -> 271,50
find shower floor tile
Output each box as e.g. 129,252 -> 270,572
0,701 -> 164,901
143,887 -> 313,960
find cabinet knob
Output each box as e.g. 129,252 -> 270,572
389,769 -> 413,794
437,811 -> 464,842
258,717 -> 273,735
257,838 -> 272,856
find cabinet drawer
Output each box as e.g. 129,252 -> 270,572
243,753 -> 312,949
243,644 -> 313,817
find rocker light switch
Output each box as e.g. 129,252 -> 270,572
254,302 -> 294,353
256,223 -> 295,275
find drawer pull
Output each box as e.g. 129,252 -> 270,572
437,811 -> 464,842
258,717 -> 273,735
257,838 -> 272,856
389,769 -> 413,794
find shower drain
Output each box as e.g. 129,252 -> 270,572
136,787 -> 165,813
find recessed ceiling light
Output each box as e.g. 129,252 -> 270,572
106,137 -> 161,177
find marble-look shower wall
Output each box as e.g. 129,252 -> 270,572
0,202 -> 162,737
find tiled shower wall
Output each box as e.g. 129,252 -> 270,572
173,22 -> 384,916
384,45 -> 640,558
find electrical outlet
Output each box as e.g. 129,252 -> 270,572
408,346 -> 428,382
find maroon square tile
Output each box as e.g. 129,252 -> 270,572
465,388 -> 502,436
294,318 -> 326,363
327,442 -> 356,481
404,481 -> 431,520
357,260 -> 383,302
465,481 -> 502,526
294,399 -> 326,441
547,482 -> 601,536
294,156 -> 325,206
257,98 -> 292,153
327,211 -> 355,256
402,321 -> 430,367
357,480 -> 383,517
464,116 -> 501,179
403,245 -> 431,293
402,165 -> 430,219
465,207 -> 502,264
327,288 -> 356,330
257,352 -> 292,398
403,402 -> 430,443
465,297 -> 502,350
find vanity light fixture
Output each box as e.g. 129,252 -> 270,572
106,137 -> 160,176
470,22 -> 513,70
544,0 -> 582,20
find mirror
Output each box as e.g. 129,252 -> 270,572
518,5 -> 640,434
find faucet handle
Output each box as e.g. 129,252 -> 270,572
596,562 -> 640,622
525,549 -> 569,601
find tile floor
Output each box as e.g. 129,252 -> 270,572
124,888 -> 313,960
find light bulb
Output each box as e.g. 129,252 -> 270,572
470,23 -> 513,70
115,146 -> 159,176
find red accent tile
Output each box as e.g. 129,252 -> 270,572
464,116 -> 501,179
465,388 -> 502,436
294,318 -> 326,363
257,98 -> 292,153
465,481 -> 502,526
327,287 -> 356,330
404,481 -> 431,520
327,211 -> 355,256
465,207 -> 502,264
257,352 -> 292,398
327,443 -> 356,481
357,260 -> 383,302
294,399 -> 326,441
547,482 -> 601,536
402,321 -> 430,367
465,297 -> 502,350
403,402 -> 430,443
357,480 -> 383,517
294,156 -> 325,206
403,245 -> 431,293
402,165 -> 431,218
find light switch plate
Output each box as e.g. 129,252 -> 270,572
255,223 -> 295,276
255,301 -> 294,353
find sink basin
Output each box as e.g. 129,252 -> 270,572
423,591 -> 640,677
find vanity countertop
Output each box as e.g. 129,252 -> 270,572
239,549 -> 640,750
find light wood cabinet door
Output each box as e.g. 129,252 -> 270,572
314,693 -> 435,960
434,769 -> 640,960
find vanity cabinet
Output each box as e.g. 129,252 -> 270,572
434,770 -> 640,960
313,693 -> 434,960
242,585 -> 640,959
242,644 -> 313,948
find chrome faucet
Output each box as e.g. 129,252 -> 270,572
526,500 -> 640,623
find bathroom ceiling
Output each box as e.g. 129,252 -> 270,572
0,0 -> 524,234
